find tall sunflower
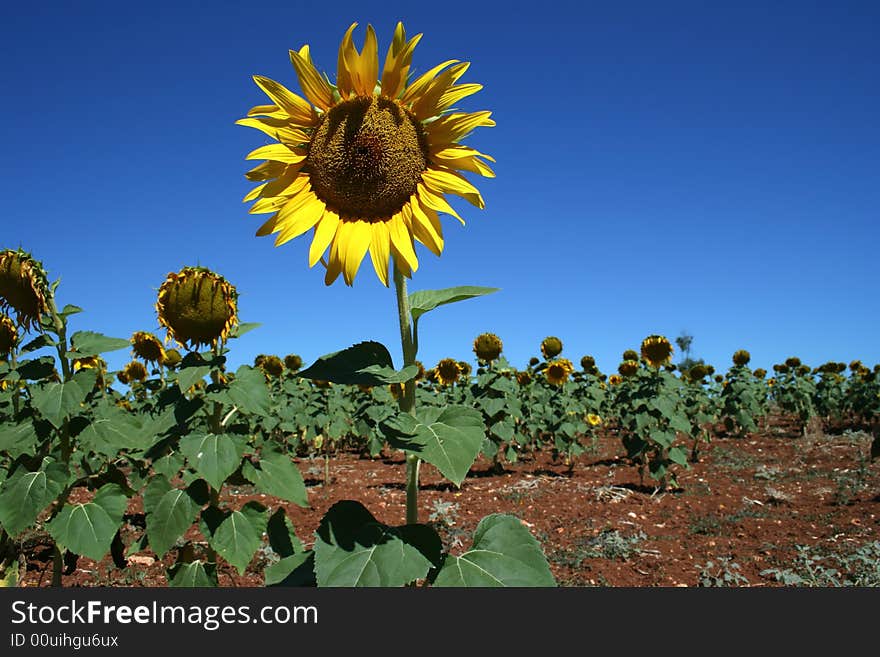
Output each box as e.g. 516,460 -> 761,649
544,358 -> 574,386
239,22 -> 494,286
640,335 -> 673,369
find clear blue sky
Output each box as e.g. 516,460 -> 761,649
2,1 -> 878,376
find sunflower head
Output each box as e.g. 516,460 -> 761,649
528,357 -> 540,368
73,356 -> 106,373
580,355 -> 596,370
540,336 -> 563,360
714,374 -> 724,383
473,332 -> 503,364
753,368 -> 767,379
784,356 -> 801,369
849,360 -> 862,373
0,249 -> 51,333
796,364 -> 811,377
435,357 -> 461,386
773,363 -> 789,374
0,315 -> 17,356
284,354 -> 303,372
122,360 -> 148,383
688,364 -> 708,381
413,360 -> 426,381
161,348 -> 183,369
618,360 -> 639,377
608,374 -> 622,386
516,370 -> 531,386
239,22 -> 495,287
457,360 -> 472,379
587,414 -> 602,427
640,335 -> 673,368
622,349 -> 639,362
156,267 -> 239,350
732,349 -> 751,366
260,355 -> 285,378
131,331 -> 165,364
767,377 -> 776,387
545,358 -> 574,386
706,365 -> 715,376
116,371 -> 130,386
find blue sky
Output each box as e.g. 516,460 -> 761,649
2,1 -> 878,377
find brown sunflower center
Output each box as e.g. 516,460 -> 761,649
306,96 -> 428,220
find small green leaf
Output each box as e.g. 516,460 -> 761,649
433,514 -> 556,587
668,446 -> 689,466
230,322 -> 261,339
176,366 -> 211,392
227,365 -> 271,416
20,335 -> 57,354
408,286 -> 500,322
179,433 -> 247,491
67,331 -> 130,357
168,561 -> 217,587
265,552 -> 315,587
209,501 -> 267,575
313,501 -> 439,587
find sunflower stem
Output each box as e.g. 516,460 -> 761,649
392,263 -> 420,525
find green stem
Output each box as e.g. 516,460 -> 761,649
392,263 -> 420,525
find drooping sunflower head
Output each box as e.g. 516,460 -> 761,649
849,359 -> 862,373
618,359 -> 639,377
622,349 -> 639,362
122,360 -> 148,383
608,374 -> 622,386
413,360 -> 426,381
640,335 -> 673,368
284,354 -> 304,371
457,360 -> 472,379
116,371 -> 130,386
131,331 -> 166,364
732,349 -> 751,366
156,267 -> 239,351
0,249 -> 51,333
796,364 -> 811,377
773,363 -> 789,374
516,370 -> 531,386
688,364 -> 708,382
753,368 -> 767,379
239,22 -> 495,287
580,355 -> 596,371
0,315 -> 17,356
473,332 -> 502,364
540,336 -> 563,360
435,357 -> 461,386
260,355 -> 285,378
785,356 -> 801,369
714,374 -> 724,383
528,357 -> 540,368
161,348 -> 183,369
545,358 -> 574,386
587,414 -> 602,427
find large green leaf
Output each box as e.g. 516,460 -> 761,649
67,331 -> 130,357
383,406 -> 484,486
168,561 -> 217,587
408,286 -> 500,322
46,484 -> 127,561
144,479 -> 201,558
175,366 -> 211,392
0,422 -> 39,459
313,500 -> 440,587
16,356 -> 57,380
242,451 -> 308,507
298,341 -> 417,386
227,365 -> 271,416
30,369 -> 97,428
209,502 -> 267,575
433,513 -> 556,587
0,458 -> 68,536
19,334 -> 57,354
179,433 -> 246,491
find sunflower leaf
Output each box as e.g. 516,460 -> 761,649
230,322 -> 261,339
408,286 -> 500,322
298,341 -> 417,386
67,331 -> 131,357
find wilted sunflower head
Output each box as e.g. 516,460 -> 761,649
413,360 -> 426,381
436,357 -> 461,385
457,360 -> 472,378
161,348 -> 183,369
156,267 -> 239,350
849,360 -> 862,372
131,331 -> 165,364
260,355 -> 285,377
618,359 -> 639,377
284,354 -> 303,371
580,355 -> 596,370
732,349 -> 751,366
0,249 -> 51,333
753,368 -> 767,379
796,364 -> 811,377
545,358 -> 574,386
608,374 -> 622,386
473,332 -> 502,364
688,364 -> 708,381
773,363 -> 789,374
516,370 -> 531,386
540,336 -> 563,360
122,360 -> 148,383
116,371 -> 130,385
640,335 -> 673,368
622,349 -> 639,362
357,383 -> 373,393
785,356 -> 801,369
0,315 -> 17,356
714,374 -> 724,383
587,414 -> 602,427
706,365 -> 715,376
528,356 -> 540,368
239,22 -> 495,287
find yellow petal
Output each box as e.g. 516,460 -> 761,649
259,170 -> 310,199
248,194 -> 289,215
309,209 -> 340,267
246,103 -> 285,119
235,117 -> 311,146
436,83 -> 484,114
343,24 -> 379,96
336,23 -> 357,98
341,220 -> 371,286
369,220 -> 391,287
274,195 -> 326,247
400,60 -> 458,105
388,212 -> 419,273
251,76 -> 317,126
324,238 -> 343,285
245,143 -> 307,165
245,160 -> 286,182
425,111 -> 495,146
410,62 -> 470,120
408,202 -> 444,256
255,212 -> 279,237
422,168 -> 485,209
416,182 -> 464,224
381,27 -> 423,99
243,183 -> 266,203
289,46 -> 334,111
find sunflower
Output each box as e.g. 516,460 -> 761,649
545,358 -> 574,386
284,354 -> 303,371
618,359 -> 639,377
131,331 -> 165,365
785,357 -> 801,369
608,374 -> 622,386
516,370 -> 531,386
473,332 -> 502,364
767,377 -> 776,387
587,414 -> 602,427
457,360 -> 472,379
122,360 -> 148,383
260,355 -> 285,377
0,315 -> 17,356
580,355 -> 596,370
435,357 -> 461,385
73,356 -> 106,373
688,364 -> 708,381
640,335 -> 673,369
622,349 -> 639,362
413,360 -> 426,381
156,267 -> 239,350
849,360 -> 862,372
0,249 -> 51,333
731,349 -> 750,366
239,22 -> 494,286
540,336 -> 563,360
714,375 -> 724,383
